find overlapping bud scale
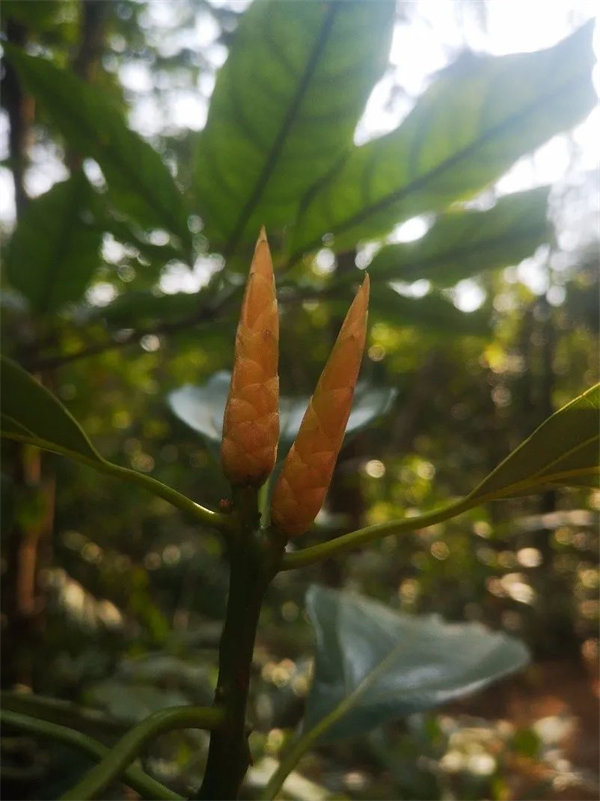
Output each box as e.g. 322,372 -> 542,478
270,275 -> 370,537
221,228 -> 279,486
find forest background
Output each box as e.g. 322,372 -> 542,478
0,1 -> 599,799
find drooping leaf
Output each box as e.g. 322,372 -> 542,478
5,46 -> 191,253
290,22 -> 595,258
168,373 -> 396,460
369,283 -> 489,335
0,356 -> 103,464
468,383 -> 600,501
6,172 -> 102,313
0,358 -> 218,522
304,586 -> 529,742
194,0 -> 395,254
367,186 -> 551,286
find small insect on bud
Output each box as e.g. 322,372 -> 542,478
270,275 -> 370,537
221,228 -> 279,486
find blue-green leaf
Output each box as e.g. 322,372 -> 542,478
304,586 -> 529,742
168,373 -> 396,460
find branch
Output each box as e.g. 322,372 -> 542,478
280,497 -> 476,570
60,705 -> 225,801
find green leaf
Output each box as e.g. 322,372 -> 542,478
0,356 -> 103,464
368,187 -> 551,286
304,585 -> 529,742
195,0 -> 395,254
468,383 -> 600,501
6,172 -> 102,313
168,373 -> 396,459
0,357 -> 225,526
281,384 -> 600,572
290,22 -> 595,257
370,283 -> 489,335
5,46 -> 191,253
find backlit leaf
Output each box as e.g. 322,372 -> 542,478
367,187 -> 551,286
5,46 -> 191,254
195,0 -> 395,255
290,22 -> 595,258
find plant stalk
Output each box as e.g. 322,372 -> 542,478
199,487 -> 284,799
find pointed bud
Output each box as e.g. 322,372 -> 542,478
221,228 -> 279,486
271,275 -> 370,536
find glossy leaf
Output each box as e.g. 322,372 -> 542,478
5,46 -> 191,253
304,586 -> 529,742
168,373 -> 396,460
468,383 -> 600,501
6,172 -> 102,313
368,187 -> 551,286
194,0 -> 395,254
369,283 -> 489,335
290,22 -> 595,258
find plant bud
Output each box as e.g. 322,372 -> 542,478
221,228 -> 279,486
270,275 -> 369,536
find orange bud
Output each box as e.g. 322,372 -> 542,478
270,275 -> 370,536
221,228 -> 279,486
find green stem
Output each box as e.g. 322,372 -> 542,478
199,487 -> 285,799
1,709 -> 181,801
60,705 -> 224,801
281,497 -> 476,570
103,461 -> 232,531
262,644 -> 401,800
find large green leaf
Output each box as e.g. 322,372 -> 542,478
290,22 -> 595,258
304,586 -> 529,742
0,357 -> 221,524
468,383 -> 600,501
5,46 -> 191,254
168,373 -> 396,460
194,0 -> 395,254
6,172 -> 102,313
367,186 -> 551,286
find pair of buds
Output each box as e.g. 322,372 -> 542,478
221,228 -> 369,538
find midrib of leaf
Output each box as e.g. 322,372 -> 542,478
369,224 -> 549,282
224,1 -> 340,258
290,71 -> 587,261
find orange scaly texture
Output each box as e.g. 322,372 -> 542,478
221,228 -> 279,486
270,275 -> 370,536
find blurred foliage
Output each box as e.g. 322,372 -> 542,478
1,1 -> 598,799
